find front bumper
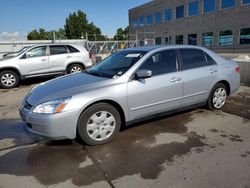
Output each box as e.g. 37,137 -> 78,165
19,106 -> 79,139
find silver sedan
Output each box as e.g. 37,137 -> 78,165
20,45 -> 240,145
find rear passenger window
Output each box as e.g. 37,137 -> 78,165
50,45 -> 67,55
67,45 -> 80,53
205,53 -> 217,65
180,49 -> 207,70
139,50 -> 177,76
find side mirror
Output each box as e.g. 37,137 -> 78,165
135,69 -> 152,79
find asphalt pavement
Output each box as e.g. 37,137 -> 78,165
0,81 -> 250,188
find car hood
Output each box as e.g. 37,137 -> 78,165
26,73 -> 116,106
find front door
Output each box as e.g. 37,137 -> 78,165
127,49 -> 183,120
19,46 -> 49,75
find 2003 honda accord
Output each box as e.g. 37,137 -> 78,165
20,45 -> 240,145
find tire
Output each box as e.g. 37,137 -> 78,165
0,70 -> 20,89
67,64 -> 84,74
77,103 -> 121,145
207,83 -> 227,110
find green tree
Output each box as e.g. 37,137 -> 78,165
64,10 -> 105,40
27,28 -> 66,40
113,26 -> 129,41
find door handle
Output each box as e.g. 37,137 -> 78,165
41,58 -> 47,62
67,55 -> 72,58
209,69 -> 217,74
170,77 -> 181,82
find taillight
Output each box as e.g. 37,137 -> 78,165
89,52 -> 92,59
235,66 -> 240,73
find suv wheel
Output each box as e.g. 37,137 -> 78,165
0,70 -> 20,89
77,103 -> 121,145
207,83 -> 227,110
67,64 -> 84,74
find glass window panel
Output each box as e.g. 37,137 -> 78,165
139,17 -> 144,26
133,19 -> 138,28
221,0 -> 236,9
240,28 -> 250,44
180,49 -> 207,70
155,12 -> 161,24
175,35 -> 184,44
242,0 -> 250,4
165,8 -> 172,21
139,50 -> 177,76
147,15 -> 153,25
219,30 -> 233,46
203,0 -> 216,13
188,34 -> 197,45
189,1 -> 198,16
202,32 -> 213,46
176,5 -> 184,19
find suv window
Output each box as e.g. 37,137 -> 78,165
50,45 -> 67,55
139,50 -> 177,76
25,46 -> 46,58
180,49 -> 207,70
67,45 -> 80,53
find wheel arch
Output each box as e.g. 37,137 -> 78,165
216,80 -> 231,96
77,99 -> 126,131
0,67 -> 21,79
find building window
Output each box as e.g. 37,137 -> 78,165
188,1 -> 198,16
155,12 -> 161,24
202,32 -> 213,46
133,19 -> 138,29
165,36 -> 172,44
221,0 -> 236,9
147,15 -> 153,25
165,8 -> 172,21
176,5 -> 184,19
175,35 -> 184,44
203,0 -> 216,13
139,17 -> 144,26
155,37 -> 162,45
242,0 -> 250,4
240,28 -> 250,44
219,30 -> 233,46
188,34 -> 197,45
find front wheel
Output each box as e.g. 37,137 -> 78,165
77,103 -> 121,145
0,70 -> 20,89
207,83 -> 227,110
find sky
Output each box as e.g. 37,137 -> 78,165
0,0 -> 150,41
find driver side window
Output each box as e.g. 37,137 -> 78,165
25,46 -> 47,59
139,50 -> 178,76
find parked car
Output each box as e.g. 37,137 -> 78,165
0,44 -> 92,89
19,45 -> 240,145
2,46 -> 32,59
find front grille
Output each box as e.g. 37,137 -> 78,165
24,101 -> 32,110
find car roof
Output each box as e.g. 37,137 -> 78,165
124,45 -> 208,52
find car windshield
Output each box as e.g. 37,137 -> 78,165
86,50 -> 147,78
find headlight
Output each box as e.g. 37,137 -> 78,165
33,97 -> 71,114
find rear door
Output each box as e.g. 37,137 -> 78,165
127,49 -> 183,120
48,45 -> 69,72
179,48 -> 218,107
19,46 -> 49,75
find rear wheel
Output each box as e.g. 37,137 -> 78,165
67,64 -> 84,74
77,103 -> 121,145
0,70 -> 20,89
207,83 -> 227,110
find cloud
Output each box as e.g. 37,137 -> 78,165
0,32 -> 27,41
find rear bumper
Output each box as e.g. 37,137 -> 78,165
19,107 -> 79,139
